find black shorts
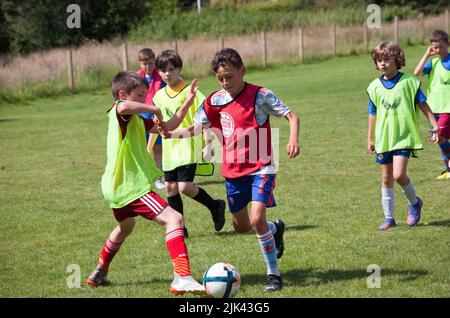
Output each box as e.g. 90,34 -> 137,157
164,164 -> 197,182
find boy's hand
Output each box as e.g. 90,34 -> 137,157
154,108 -> 163,122
185,79 -> 198,107
156,120 -> 171,138
368,140 -> 376,154
203,143 -> 215,161
286,140 -> 300,159
427,127 -> 440,144
426,46 -> 437,57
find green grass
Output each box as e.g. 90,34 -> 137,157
0,45 -> 449,298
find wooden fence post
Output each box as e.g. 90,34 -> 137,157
220,37 -> 225,50
122,43 -> 128,71
394,16 -> 399,44
67,49 -> 74,90
445,9 -> 449,34
332,23 -> 337,55
298,27 -> 304,62
363,22 -> 368,53
261,31 -> 267,68
420,13 -> 425,44
173,40 -> 178,54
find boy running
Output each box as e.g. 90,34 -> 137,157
166,48 -> 300,292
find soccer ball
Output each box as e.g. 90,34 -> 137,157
202,262 -> 241,298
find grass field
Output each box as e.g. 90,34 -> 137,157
0,45 -> 449,298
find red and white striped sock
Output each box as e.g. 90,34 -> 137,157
165,228 -> 191,277
97,238 -> 123,272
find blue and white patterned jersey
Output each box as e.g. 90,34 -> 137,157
194,86 -> 291,128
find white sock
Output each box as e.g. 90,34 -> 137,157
257,231 -> 279,276
381,188 -> 395,220
268,222 -> 277,235
401,181 -> 418,206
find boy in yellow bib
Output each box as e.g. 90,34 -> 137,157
154,50 -> 226,237
367,42 -> 439,230
87,71 -> 205,295
414,30 -> 450,180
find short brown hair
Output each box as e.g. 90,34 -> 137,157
155,50 -> 183,70
138,48 -> 156,61
370,41 -> 405,70
211,48 -> 244,72
430,30 -> 448,44
111,71 -> 148,100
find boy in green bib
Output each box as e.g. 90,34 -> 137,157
87,71 -> 206,295
367,42 -> 439,230
154,50 -> 226,237
414,30 -> 450,180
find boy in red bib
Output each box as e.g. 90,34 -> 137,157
136,48 -> 166,189
167,48 -> 300,292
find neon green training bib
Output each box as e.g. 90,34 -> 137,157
367,73 -> 423,154
427,56 -> 450,114
101,103 -> 162,208
153,84 -> 213,175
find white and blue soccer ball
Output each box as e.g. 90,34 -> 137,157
202,262 -> 241,298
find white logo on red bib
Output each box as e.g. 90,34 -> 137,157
220,112 -> 234,138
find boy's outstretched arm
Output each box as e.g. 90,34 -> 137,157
165,79 -> 199,131
117,100 -> 163,121
285,111 -> 300,158
418,101 -> 440,143
367,114 -> 376,153
165,123 -> 203,139
413,46 -> 435,76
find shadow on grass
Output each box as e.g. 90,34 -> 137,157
242,268 -> 429,288
205,224 -> 318,238
195,180 -> 226,186
107,277 -> 172,288
427,219 -> 450,227
0,118 -> 19,123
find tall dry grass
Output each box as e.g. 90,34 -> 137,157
0,12 -> 447,101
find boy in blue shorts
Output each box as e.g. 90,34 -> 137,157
413,30 -> 450,180
165,48 -> 300,292
367,42 -> 439,230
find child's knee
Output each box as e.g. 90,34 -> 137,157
166,208 -> 183,227
178,182 -> 189,194
393,171 -> 407,182
179,182 -> 197,196
118,218 -> 136,236
381,174 -> 393,186
232,221 -> 251,233
250,214 -> 266,230
165,183 -> 179,196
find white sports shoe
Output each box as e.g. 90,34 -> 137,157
169,275 -> 206,296
155,178 -> 166,190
